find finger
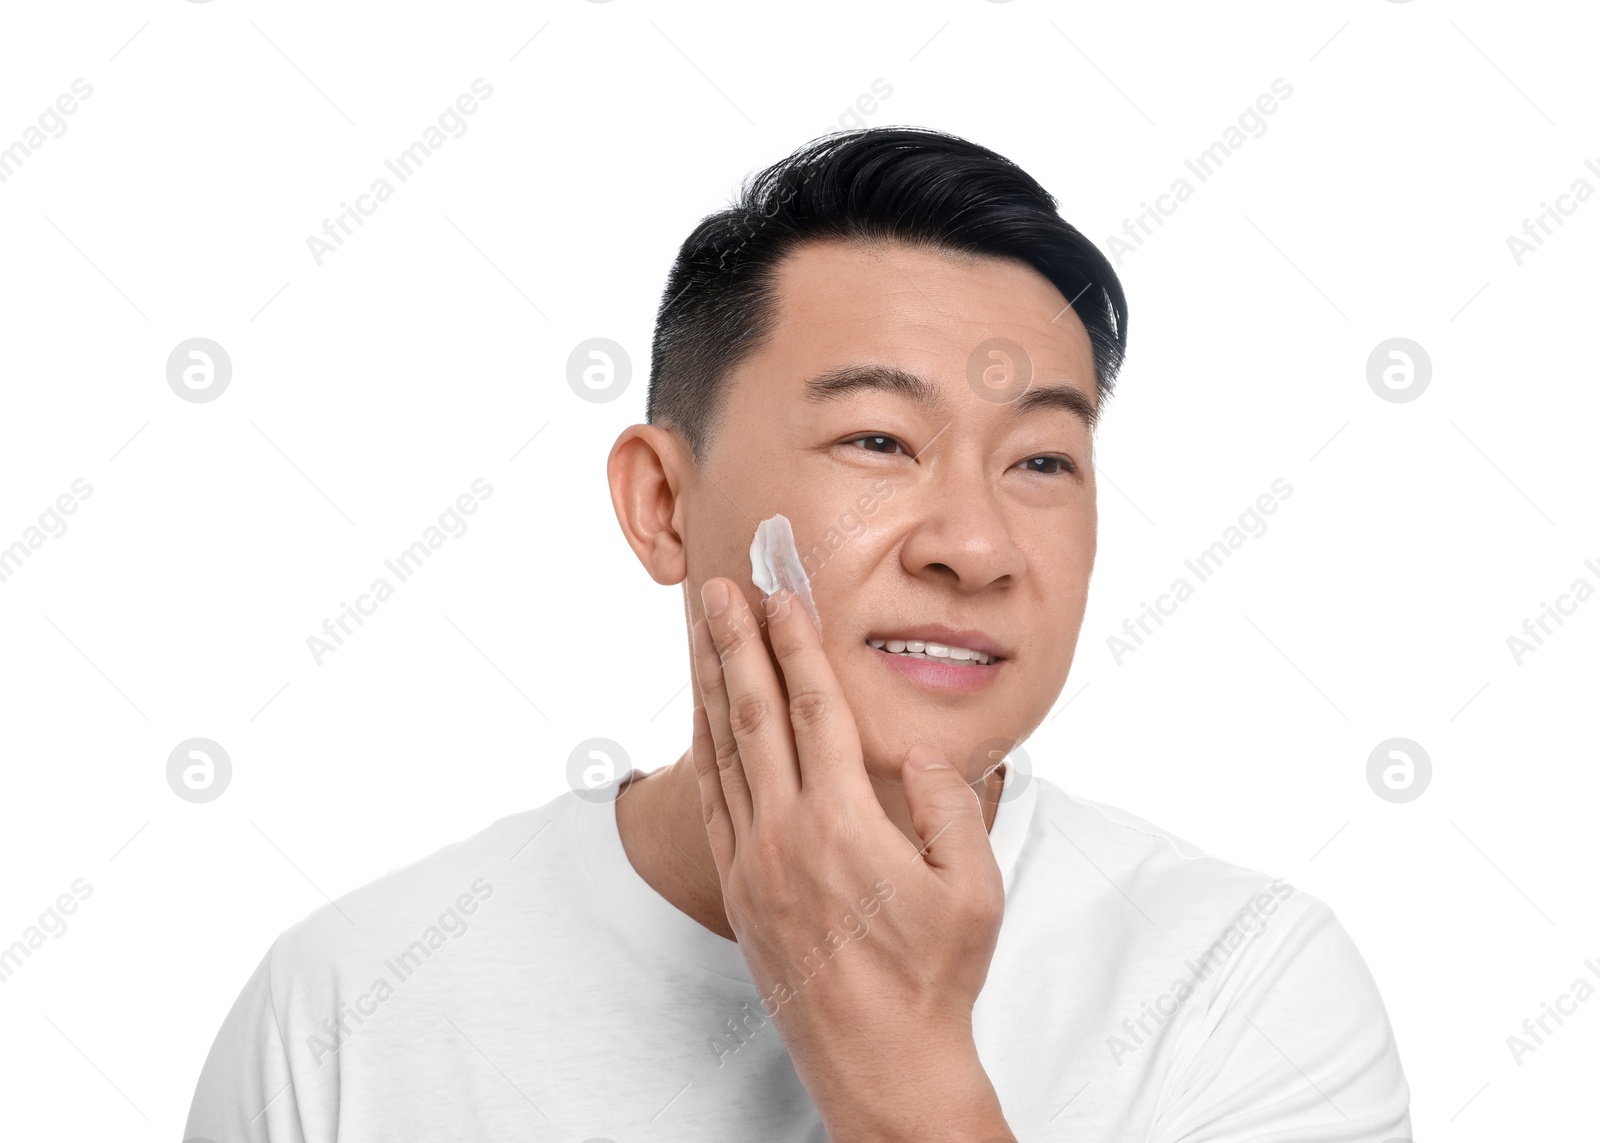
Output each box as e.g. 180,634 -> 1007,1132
689,702 -> 737,875
761,586 -> 872,799
901,745 -> 995,875
701,577 -> 800,813
690,615 -> 753,838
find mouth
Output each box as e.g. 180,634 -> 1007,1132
865,637 -> 1001,665
863,627 -> 1007,694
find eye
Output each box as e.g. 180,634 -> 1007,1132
1017,455 -> 1077,476
845,434 -> 907,455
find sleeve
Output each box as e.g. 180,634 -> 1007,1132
184,943 -> 312,1143
1150,893 -> 1412,1143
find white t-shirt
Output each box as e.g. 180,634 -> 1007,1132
186,767 -> 1411,1142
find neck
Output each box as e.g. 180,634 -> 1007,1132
614,750 -> 1005,943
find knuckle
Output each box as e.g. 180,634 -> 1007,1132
962,879 -> 1006,929
697,659 -> 728,698
766,604 -> 802,647
691,736 -> 716,778
713,737 -> 742,773
750,834 -> 797,897
727,692 -> 772,738
977,887 -> 1005,924
787,688 -> 832,730
753,831 -> 787,868
816,811 -> 856,847
716,612 -> 761,658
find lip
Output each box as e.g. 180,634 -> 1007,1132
864,626 -> 1007,695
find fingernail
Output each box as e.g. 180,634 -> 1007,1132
702,579 -> 730,617
691,616 -> 714,658
908,746 -> 950,771
762,590 -> 790,620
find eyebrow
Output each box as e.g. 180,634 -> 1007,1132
1012,382 -> 1100,431
804,363 -> 1099,430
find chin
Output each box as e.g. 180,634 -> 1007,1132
858,727 -> 1001,786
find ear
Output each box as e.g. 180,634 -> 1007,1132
607,424 -> 694,586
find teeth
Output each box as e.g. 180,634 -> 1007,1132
868,637 -> 996,665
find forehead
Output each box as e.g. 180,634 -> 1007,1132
757,237 -> 1097,387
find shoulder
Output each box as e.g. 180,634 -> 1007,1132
1024,779 -> 1409,1136
187,792 -> 588,1135
1027,777 -> 1293,917
1023,777 -> 1379,987
262,790 -> 580,992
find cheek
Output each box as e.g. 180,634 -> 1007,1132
1030,574 -> 1091,667
794,528 -> 883,630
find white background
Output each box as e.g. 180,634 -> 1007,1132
0,1 -> 1595,1139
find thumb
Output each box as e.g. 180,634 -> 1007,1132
901,745 -> 992,871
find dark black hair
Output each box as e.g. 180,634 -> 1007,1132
645,126 -> 1128,463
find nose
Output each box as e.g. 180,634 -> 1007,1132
896,458 -> 1027,592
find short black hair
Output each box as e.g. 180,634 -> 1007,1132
645,126 -> 1129,463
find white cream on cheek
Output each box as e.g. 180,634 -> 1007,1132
748,514 -> 824,635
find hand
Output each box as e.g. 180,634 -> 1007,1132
690,576 -> 1014,1142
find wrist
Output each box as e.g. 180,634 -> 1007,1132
802,1032 -> 1011,1143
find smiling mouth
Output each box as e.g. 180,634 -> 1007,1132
865,638 -> 1000,666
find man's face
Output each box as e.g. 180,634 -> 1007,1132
683,237 -> 1099,785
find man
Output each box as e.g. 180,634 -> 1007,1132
187,127 -> 1410,1142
